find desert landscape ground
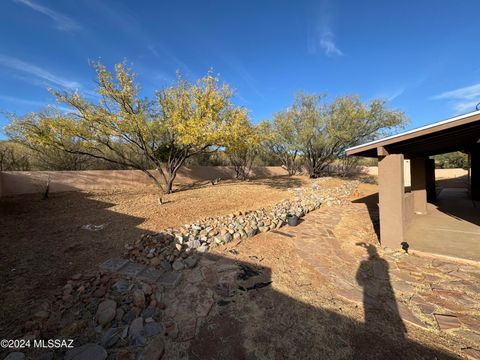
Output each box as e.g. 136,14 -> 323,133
0,177 -> 311,335
1,174 -> 479,360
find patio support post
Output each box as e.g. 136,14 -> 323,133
411,157 -> 428,214
426,158 -> 436,202
378,153 -> 405,248
471,146 -> 480,200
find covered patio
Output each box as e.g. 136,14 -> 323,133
405,185 -> 480,261
347,110 -> 480,261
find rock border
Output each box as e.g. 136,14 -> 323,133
125,179 -> 360,269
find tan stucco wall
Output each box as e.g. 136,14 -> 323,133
0,165 -> 469,198
0,166 -> 289,197
403,192 -> 414,227
365,161 -> 412,186
364,166 -> 467,180
434,168 -> 469,179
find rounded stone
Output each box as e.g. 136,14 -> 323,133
65,343 -> 107,360
144,321 -> 164,337
96,299 -> 117,326
132,289 -> 145,309
129,317 -> 144,338
4,353 -> 25,360
172,259 -> 185,271
111,280 -> 129,293
102,327 -> 120,348
150,257 -> 161,266
138,335 -> 165,360
223,232 -> 233,243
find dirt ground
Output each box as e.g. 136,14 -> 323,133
2,174 -> 476,360
0,176 -> 316,338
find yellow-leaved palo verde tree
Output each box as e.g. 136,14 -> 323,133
6,62 -> 249,193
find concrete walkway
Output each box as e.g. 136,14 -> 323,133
406,188 -> 480,262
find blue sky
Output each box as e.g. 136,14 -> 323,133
1,0 -> 480,138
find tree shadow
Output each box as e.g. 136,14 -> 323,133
433,183 -> 480,227
188,251 -> 459,360
245,176 -> 305,190
173,176 -> 306,193
0,191 -> 151,339
435,175 -> 469,189
173,180 -> 213,192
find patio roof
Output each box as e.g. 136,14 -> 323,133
346,110 -> 480,158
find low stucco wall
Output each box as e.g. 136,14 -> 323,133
434,168 -> 468,179
364,166 -> 468,179
403,192 -> 414,228
0,166 -> 469,198
0,166 -> 288,197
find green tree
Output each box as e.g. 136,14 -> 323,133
262,113 -> 303,176
6,63 -> 244,193
0,141 -> 31,171
434,151 -> 468,169
277,93 -> 407,177
224,113 -> 262,180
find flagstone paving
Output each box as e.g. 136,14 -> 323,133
269,203 -> 480,359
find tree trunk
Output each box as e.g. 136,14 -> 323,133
165,176 -> 175,193
165,165 -> 181,193
234,164 -> 246,180
286,150 -> 298,176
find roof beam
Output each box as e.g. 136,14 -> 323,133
377,146 -> 390,157
346,111 -> 480,156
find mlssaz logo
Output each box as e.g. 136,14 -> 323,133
33,339 -> 74,348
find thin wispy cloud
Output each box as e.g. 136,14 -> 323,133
152,71 -> 173,83
88,1 -> 195,79
318,30 -> 343,57
14,0 -> 81,31
0,95 -> 73,113
382,86 -> 407,102
148,45 -> 160,58
148,44 -> 188,72
432,83 -> 480,113
376,73 -> 430,103
91,0 -> 139,35
433,83 -> 480,101
147,44 -> 196,79
307,0 -> 343,57
0,94 -> 50,108
0,54 -> 81,89
452,100 -> 480,113
222,57 -> 265,100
